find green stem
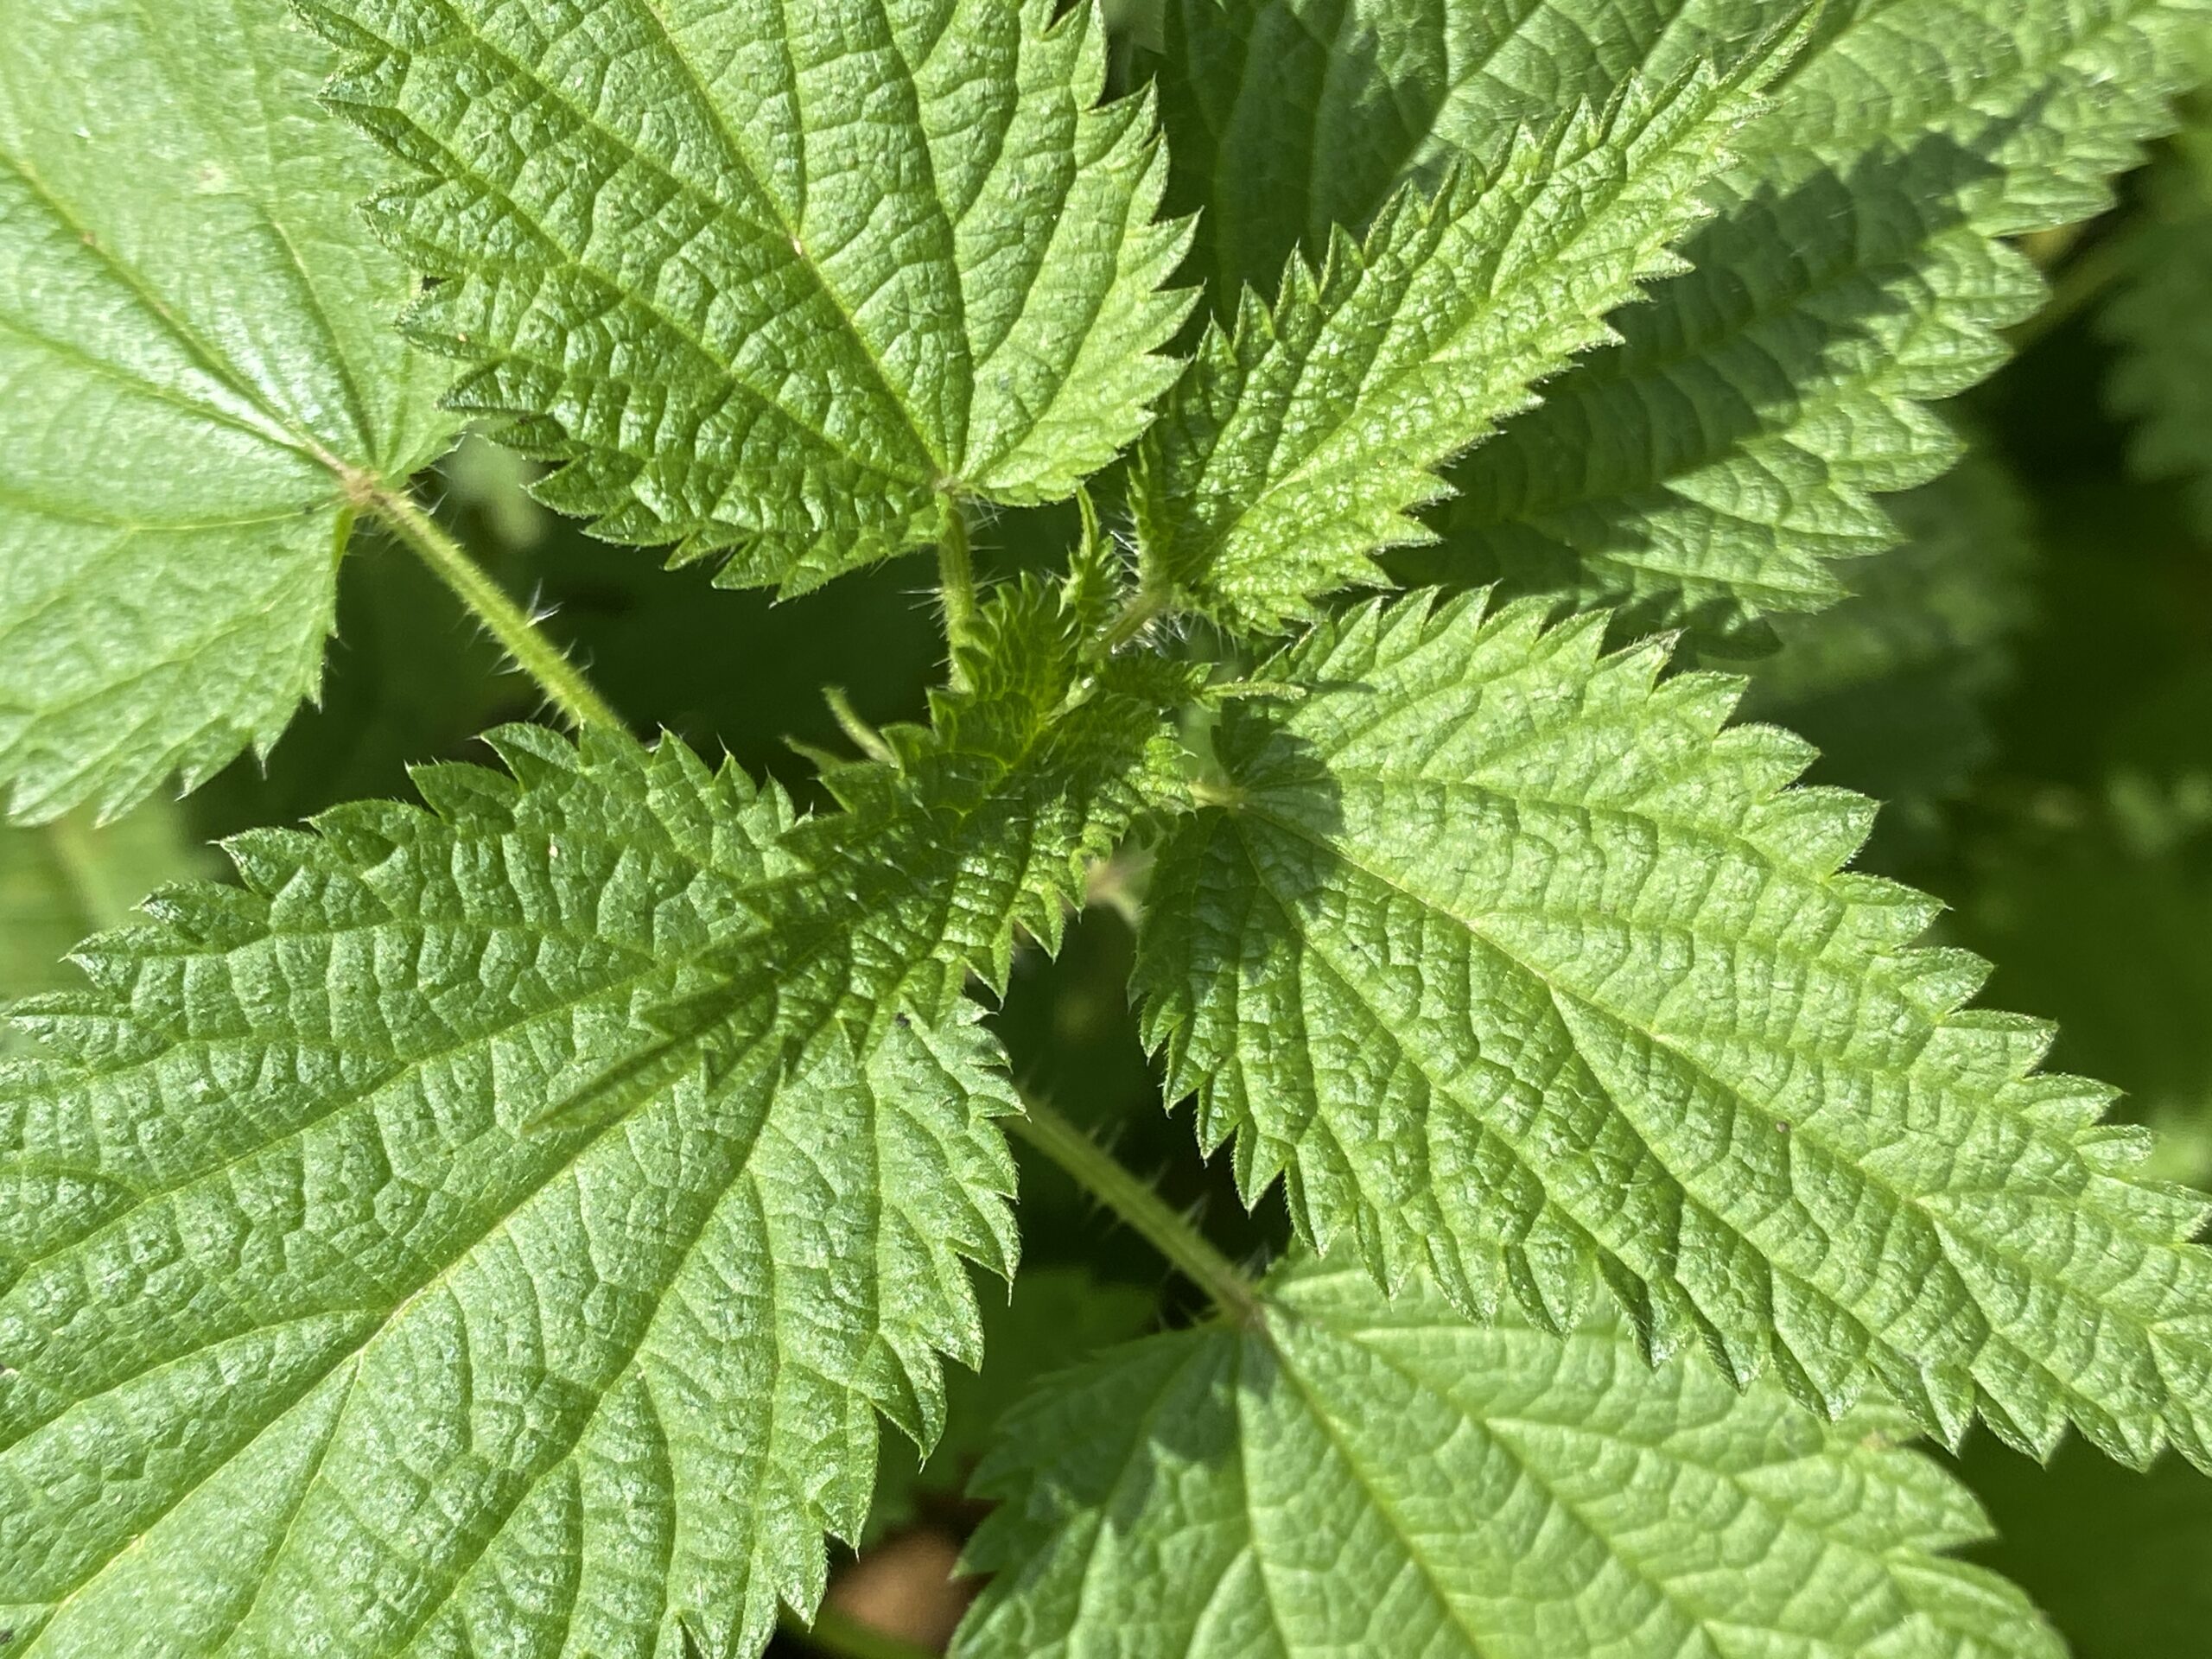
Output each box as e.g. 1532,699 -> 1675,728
825,684 -> 898,765
937,497 -> 979,680
779,1607 -> 940,1659
366,485 -> 625,733
1094,585 -> 1170,658
1011,1096 -> 1262,1323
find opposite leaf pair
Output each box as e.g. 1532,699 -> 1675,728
6,0 -> 2212,1656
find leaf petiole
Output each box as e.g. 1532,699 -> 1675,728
1011,1095 -> 1263,1324
1092,582 -> 1172,658
363,482 -> 626,733
936,495 -> 980,683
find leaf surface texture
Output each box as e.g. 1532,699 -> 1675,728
1133,48 -> 1777,630
303,0 -> 1192,591
1154,0 -> 2208,644
0,569 -> 1184,1658
957,1255 -> 2063,1659
1139,594 -> 2212,1466
0,0 -> 458,822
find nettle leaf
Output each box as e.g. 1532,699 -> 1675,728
1132,45 -> 1784,632
0,585 -> 1186,1659
1154,0 -> 1758,312
2104,114 -> 2212,531
0,0 -> 459,824
1154,0 -> 2207,646
957,1254 -> 2061,1659
302,0 -> 1192,594
801,574 -> 1198,983
1439,0 -> 2209,645
0,552 -> 1183,1656
1138,593 -> 2212,1468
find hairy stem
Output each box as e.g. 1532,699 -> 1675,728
365,485 -> 625,733
1094,584 -> 1171,657
779,1607 -> 940,1659
1012,1096 -> 1262,1323
937,495 -> 979,682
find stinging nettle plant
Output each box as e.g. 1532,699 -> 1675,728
4,0 -> 2212,1656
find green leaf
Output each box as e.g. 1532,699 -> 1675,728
1152,0 -> 1743,311
957,1254 -> 2062,1659
1735,451 -> 2036,808
302,0 -> 1193,594
0,0 -> 459,823
0,543 -> 1192,1655
798,570 -> 1198,985
1131,47 -> 1783,632
1152,0 -> 2206,645
0,802 -> 207,1021
1438,0 -> 2207,645
1138,592 -> 2212,1469
0,604 -> 1193,1659
2104,114 -> 2212,531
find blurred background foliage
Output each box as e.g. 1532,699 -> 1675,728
5,10 -> 2212,1656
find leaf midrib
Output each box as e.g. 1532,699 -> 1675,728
626,0 -> 951,481
3,748 -> 1047,1483
1226,772 -> 2202,1439
1231,785 -> 1932,1198
1288,1302 -> 1884,1650
1179,69 -> 1736,580
1221,815 -> 1853,1357
1224,787 -> 1940,1287
0,145 -> 345,477
123,0 -> 385,461
1250,1320 -> 1506,1659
